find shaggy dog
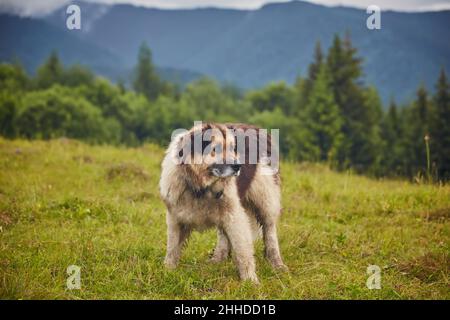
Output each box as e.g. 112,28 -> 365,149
159,122 -> 286,283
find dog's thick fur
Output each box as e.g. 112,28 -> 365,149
159,123 -> 286,283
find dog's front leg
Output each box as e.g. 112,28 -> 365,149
210,228 -> 230,263
263,222 -> 287,271
223,210 -> 259,283
164,212 -> 190,269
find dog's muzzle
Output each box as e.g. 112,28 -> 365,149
209,163 -> 241,177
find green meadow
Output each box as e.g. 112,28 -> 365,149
0,138 -> 448,299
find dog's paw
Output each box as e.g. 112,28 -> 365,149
245,274 -> 260,285
164,259 -> 178,270
273,263 -> 289,272
209,253 -> 229,264
240,271 -> 260,285
209,257 -> 224,264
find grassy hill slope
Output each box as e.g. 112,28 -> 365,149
0,138 -> 448,299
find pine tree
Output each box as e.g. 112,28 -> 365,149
326,33 -> 380,172
404,84 -> 431,177
296,41 -> 324,113
380,99 -> 405,175
307,41 -> 324,86
302,64 -> 343,162
133,42 -> 163,101
11,59 -> 29,90
430,68 -> 450,180
35,51 -> 63,89
327,34 -> 363,109
363,86 -> 384,174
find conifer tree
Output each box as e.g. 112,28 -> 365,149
306,41 -> 324,91
133,42 -> 164,101
296,41 -> 324,113
430,68 -> 450,179
35,51 -> 63,89
302,64 -> 343,162
380,99 -> 406,175
326,33 -> 381,172
404,84 -> 431,176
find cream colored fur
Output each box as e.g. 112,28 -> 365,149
159,127 -> 286,283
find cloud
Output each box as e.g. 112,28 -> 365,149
96,0 -> 290,10
0,0 -> 449,16
309,0 -> 450,11
0,0 -> 289,16
0,0 -> 70,16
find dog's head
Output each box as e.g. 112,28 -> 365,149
176,123 -> 240,188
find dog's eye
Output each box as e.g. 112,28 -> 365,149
202,140 -> 211,153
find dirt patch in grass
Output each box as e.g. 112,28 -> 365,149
0,211 -> 14,229
2,146 -> 40,159
56,137 -> 81,146
294,162 -> 332,174
419,208 -> 450,222
397,252 -> 449,283
106,163 -> 150,181
73,155 -> 94,164
128,191 -> 157,202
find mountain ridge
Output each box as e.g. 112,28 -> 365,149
1,0 -> 449,104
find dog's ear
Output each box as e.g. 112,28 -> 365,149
199,123 -> 213,152
177,123 -> 213,164
176,133 -> 190,164
192,123 -> 215,155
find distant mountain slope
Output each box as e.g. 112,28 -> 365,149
2,1 -> 450,103
0,13 -> 202,86
0,13 -> 123,78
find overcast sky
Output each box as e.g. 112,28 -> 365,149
1,0 -> 450,16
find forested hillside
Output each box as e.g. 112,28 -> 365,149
1,35 -> 449,180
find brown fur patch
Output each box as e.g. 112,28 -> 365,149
182,164 -> 206,194
225,123 -> 279,200
236,165 -> 257,201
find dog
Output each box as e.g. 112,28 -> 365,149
159,122 -> 286,283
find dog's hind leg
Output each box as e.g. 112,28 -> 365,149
259,199 -> 287,271
210,228 -> 230,263
249,177 -> 287,271
223,209 -> 259,283
164,212 -> 191,269
262,219 -> 287,271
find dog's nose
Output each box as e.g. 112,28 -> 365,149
231,164 -> 241,173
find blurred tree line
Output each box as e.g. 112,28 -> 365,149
0,35 -> 449,181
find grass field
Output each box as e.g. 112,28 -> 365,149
0,137 -> 449,299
